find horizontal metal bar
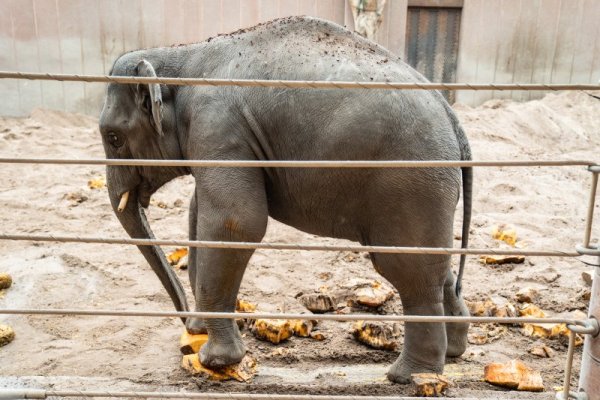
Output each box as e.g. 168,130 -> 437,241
0,308 -> 586,326
0,389 -> 490,400
0,234 -> 581,257
47,391 -> 538,400
1,71 -> 600,91
0,389 -> 46,399
0,158 -> 596,168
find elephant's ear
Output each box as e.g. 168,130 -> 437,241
135,59 -> 163,136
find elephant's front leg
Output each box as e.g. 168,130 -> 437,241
196,246 -> 257,367
191,168 -> 268,368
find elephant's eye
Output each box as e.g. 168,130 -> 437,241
107,132 -> 124,148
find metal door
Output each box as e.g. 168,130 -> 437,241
405,6 -> 462,103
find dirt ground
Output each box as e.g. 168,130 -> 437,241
0,90 -> 599,399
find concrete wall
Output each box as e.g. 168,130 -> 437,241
0,0 -> 598,116
455,0 -> 600,105
0,0 -> 342,116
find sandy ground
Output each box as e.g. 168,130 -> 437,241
0,91 -> 599,399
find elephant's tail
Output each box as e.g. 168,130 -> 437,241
456,163 -> 472,296
455,123 -> 472,297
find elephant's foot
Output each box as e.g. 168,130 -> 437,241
199,335 -> 246,368
387,354 -> 444,384
186,317 -> 208,334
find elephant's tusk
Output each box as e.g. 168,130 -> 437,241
118,191 -> 130,212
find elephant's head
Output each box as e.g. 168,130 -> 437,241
99,52 -> 189,318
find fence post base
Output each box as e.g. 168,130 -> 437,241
579,261 -> 600,397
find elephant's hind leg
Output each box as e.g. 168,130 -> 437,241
443,269 -> 469,357
371,253 -> 448,384
389,302 -> 447,384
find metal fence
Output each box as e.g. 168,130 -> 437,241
0,71 -> 599,400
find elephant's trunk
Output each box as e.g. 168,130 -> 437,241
107,166 -> 189,323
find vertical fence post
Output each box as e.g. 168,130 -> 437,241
579,261 -> 600,397
575,167 -> 600,399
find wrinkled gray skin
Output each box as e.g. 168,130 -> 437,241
99,16 -> 472,383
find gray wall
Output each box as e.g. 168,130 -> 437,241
0,0 -> 598,116
456,0 -> 600,105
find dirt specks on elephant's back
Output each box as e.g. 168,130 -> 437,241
203,15 -> 393,68
207,15 -> 309,42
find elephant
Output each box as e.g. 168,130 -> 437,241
98,16 -> 472,384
